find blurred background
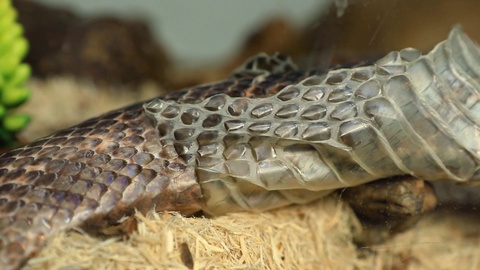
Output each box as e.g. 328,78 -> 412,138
34,0 -> 326,64
15,0 -> 480,84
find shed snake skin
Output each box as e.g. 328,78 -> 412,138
1,27 -> 479,269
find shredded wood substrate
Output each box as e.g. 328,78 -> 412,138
24,197 -> 480,270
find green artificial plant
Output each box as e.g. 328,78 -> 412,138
0,0 -> 31,147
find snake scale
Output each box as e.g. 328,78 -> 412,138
1,27 -> 479,269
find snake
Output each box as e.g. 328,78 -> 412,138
0,27 -> 479,269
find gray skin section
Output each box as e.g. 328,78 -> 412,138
145,27 -> 480,215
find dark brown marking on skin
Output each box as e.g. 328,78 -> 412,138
180,242 -> 194,269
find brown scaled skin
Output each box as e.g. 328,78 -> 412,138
0,103 -> 203,269
0,66 -> 315,269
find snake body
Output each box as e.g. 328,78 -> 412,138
0,27 -> 479,269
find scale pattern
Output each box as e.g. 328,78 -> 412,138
0,28 -> 479,269
145,28 -> 480,215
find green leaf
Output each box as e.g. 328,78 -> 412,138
1,86 -> 29,107
0,104 -> 6,118
0,0 -> 30,146
3,113 -> 30,132
0,54 -> 19,75
0,6 -> 15,34
5,63 -> 30,87
0,0 -> 10,14
0,24 -> 23,57
0,38 -> 27,75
